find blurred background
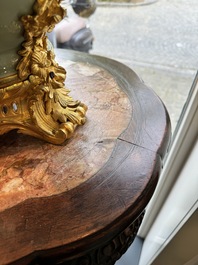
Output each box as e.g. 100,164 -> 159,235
89,0 -> 197,133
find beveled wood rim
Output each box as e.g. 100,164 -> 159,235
1,50 -> 171,265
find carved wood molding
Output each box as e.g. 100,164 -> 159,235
33,212 -> 144,265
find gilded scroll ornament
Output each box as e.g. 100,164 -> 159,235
0,0 -> 87,144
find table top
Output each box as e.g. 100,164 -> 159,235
0,50 -> 171,265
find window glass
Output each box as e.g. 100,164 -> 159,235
90,0 -> 197,132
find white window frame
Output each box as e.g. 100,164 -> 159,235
137,72 -> 198,265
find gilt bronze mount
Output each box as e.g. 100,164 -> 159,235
0,0 -> 87,144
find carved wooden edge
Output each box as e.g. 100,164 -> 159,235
29,212 -> 144,265
55,50 -> 172,157
3,51 -> 171,265
6,143 -> 159,265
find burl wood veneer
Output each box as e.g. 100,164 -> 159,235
0,50 -> 171,265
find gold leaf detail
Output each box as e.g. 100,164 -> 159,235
0,0 -> 87,144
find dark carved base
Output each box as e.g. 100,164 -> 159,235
32,212 -> 144,265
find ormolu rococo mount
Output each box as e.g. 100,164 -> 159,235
0,0 -> 87,144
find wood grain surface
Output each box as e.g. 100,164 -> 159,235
0,59 -> 131,212
0,50 -> 171,265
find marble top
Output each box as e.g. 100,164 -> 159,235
0,59 -> 131,211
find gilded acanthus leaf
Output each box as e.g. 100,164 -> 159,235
0,0 -> 87,144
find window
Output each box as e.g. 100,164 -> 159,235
138,73 -> 198,265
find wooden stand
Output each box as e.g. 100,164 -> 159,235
0,50 -> 171,265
